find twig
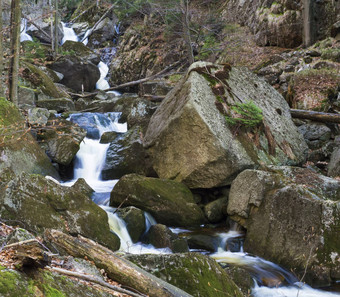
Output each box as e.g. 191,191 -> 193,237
112,196 -> 129,215
1,239 -> 39,250
46,266 -> 147,297
67,61 -> 182,98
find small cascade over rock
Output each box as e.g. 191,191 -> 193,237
61,22 -> 78,44
20,19 -> 33,42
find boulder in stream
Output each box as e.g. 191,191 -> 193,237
125,253 -> 245,297
101,126 -> 151,180
110,174 -> 206,227
228,166 -> 340,286
144,62 -> 308,188
0,171 -> 120,251
49,55 -> 100,92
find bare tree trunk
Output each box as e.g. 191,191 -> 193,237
49,0 -> 54,52
9,0 -> 21,105
54,0 -> 58,56
180,0 -> 194,65
0,0 -> 4,97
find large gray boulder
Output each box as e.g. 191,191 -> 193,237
110,174 -> 206,227
0,170 -> 120,251
144,62 -> 308,188
227,166 -> 340,286
125,253 -> 245,297
49,55 -> 100,92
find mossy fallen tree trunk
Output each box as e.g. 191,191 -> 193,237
45,229 -> 193,297
290,109 -> 340,123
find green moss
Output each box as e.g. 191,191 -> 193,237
127,253 -> 244,297
42,285 -> 66,297
0,269 -> 35,297
0,98 -> 24,127
21,62 -> 64,98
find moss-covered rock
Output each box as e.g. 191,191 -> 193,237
36,98 -> 76,113
0,172 -> 120,251
110,174 -> 206,227
116,206 -> 146,243
0,267 -> 113,297
145,224 -> 189,253
0,98 -> 59,178
22,62 -> 68,98
61,41 -> 101,65
125,253 -> 244,297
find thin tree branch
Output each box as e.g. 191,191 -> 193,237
46,266 -> 147,297
80,3 -> 117,43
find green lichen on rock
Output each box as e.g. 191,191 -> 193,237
125,253 -> 244,297
0,268 -> 36,297
0,173 -> 120,251
0,98 -> 59,177
22,62 -> 67,98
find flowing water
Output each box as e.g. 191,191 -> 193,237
20,19 -> 33,42
64,111 -> 339,297
61,24 -> 114,92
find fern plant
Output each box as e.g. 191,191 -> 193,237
225,101 -> 263,128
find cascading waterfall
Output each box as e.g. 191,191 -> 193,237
61,23 -> 116,92
20,19 -> 33,42
65,112 -> 339,296
61,22 -> 78,44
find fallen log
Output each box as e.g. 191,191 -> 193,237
290,109 -> 340,124
45,229 -> 193,297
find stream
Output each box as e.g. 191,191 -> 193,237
24,22 -> 339,297
64,111 -> 339,297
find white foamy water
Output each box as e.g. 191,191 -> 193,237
96,61 -> 110,90
252,283 -> 340,297
61,22 -> 78,44
20,19 -> 33,42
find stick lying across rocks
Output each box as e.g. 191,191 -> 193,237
46,266 -> 146,297
67,61 -> 182,98
290,109 -> 340,124
45,229 -> 193,297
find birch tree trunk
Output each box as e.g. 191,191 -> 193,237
9,0 -> 21,105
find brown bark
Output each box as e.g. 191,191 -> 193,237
290,109 -> 340,124
45,229 -> 192,297
9,0 -> 21,105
